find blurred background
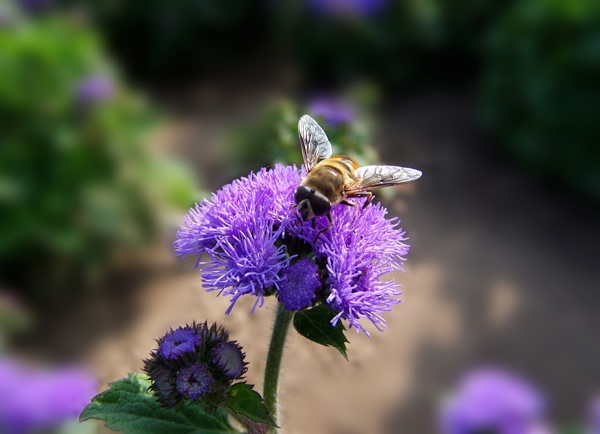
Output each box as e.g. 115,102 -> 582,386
0,0 -> 599,432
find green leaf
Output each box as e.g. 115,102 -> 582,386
224,383 -> 276,427
293,304 -> 349,360
79,373 -> 238,434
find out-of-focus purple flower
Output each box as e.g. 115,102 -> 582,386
588,394 -> 600,434
309,97 -> 356,127
175,164 -> 409,335
307,0 -> 386,17
441,368 -> 548,434
0,358 -> 97,434
17,0 -> 53,13
76,75 -> 115,105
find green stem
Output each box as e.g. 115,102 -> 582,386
263,303 -> 293,432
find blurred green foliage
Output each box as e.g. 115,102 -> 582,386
78,0 -> 264,82
481,0 -> 600,200
227,99 -> 380,177
0,16 -> 201,302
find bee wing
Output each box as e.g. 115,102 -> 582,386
348,165 -> 422,192
298,114 -> 333,173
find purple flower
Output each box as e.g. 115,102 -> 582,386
175,165 -> 299,314
441,368 -> 548,434
288,202 -> 408,334
176,363 -> 213,400
588,394 -> 600,434
76,75 -> 115,105
0,358 -> 97,434
307,0 -> 386,17
308,97 -> 356,127
175,164 -> 410,335
277,258 -> 321,311
159,327 -> 201,359
17,0 -> 53,13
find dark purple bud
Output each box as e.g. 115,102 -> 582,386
210,342 -> 246,380
176,363 -> 213,401
159,327 -> 201,360
151,368 -> 178,408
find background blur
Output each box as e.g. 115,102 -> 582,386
1,0 -> 599,432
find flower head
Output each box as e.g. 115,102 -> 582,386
175,165 -> 299,314
441,368 -> 548,434
159,327 -> 201,360
287,202 -> 408,333
176,363 -> 213,400
175,164 -> 410,334
144,322 -> 247,409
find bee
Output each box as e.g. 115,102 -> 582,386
294,115 -> 422,236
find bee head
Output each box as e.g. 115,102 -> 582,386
294,186 -> 331,221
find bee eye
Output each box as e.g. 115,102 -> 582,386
294,186 -> 312,204
310,192 -> 331,216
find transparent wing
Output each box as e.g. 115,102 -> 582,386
298,114 -> 333,173
348,165 -> 422,192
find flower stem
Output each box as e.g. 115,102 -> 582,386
263,302 -> 293,431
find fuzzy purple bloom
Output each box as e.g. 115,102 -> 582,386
307,0 -> 386,17
588,394 -> 600,434
441,368 -> 548,434
287,200 -> 408,334
175,165 -> 299,313
176,363 -> 213,400
159,327 -> 201,359
309,97 -> 356,127
0,358 -> 97,434
18,0 -> 53,13
210,342 -> 246,380
277,258 -> 320,311
76,75 -> 115,104
175,164 -> 409,334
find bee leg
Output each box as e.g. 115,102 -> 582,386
361,192 -> 373,209
340,199 -> 358,208
340,199 -> 359,221
314,213 -> 333,242
346,192 -> 373,209
294,209 -> 302,223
